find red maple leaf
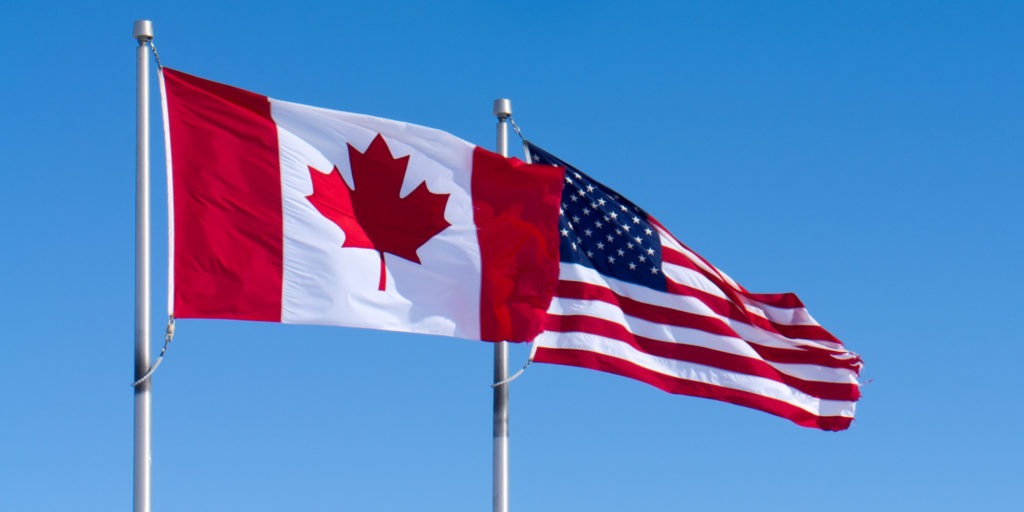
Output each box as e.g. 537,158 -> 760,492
306,134 -> 451,291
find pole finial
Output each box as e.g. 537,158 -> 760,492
133,20 -> 154,41
493,98 -> 512,119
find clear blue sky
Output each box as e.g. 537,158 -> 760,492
2,1 -> 1021,510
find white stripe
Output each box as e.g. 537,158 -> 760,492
657,228 -> 741,289
658,232 -> 827,329
547,296 -> 858,385
534,331 -> 856,418
558,263 -> 848,353
661,260 -> 821,327
742,298 -> 820,327
658,259 -> 731,301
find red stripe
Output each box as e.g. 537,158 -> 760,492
555,281 -> 859,369
662,279 -> 840,344
533,348 -> 854,431
658,237 -> 815,311
473,151 -> 564,342
660,247 -> 841,344
544,314 -> 860,400
558,280 -> 737,336
746,291 -> 806,309
661,246 -> 803,309
164,68 -> 284,321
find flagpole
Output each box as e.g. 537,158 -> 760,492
133,19 -> 154,512
492,98 -> 512,512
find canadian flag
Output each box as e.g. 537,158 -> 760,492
161,68 -> 564,342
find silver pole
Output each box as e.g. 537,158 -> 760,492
492,98 -> 512,512
133,19 -> 153,512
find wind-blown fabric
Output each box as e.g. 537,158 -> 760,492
160,68 -> 563,342
525,142 -> 862,430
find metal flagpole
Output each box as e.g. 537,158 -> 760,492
492,98 -> 512,512
133,19 -> 154,512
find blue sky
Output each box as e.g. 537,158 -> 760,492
2,1 -> 1021,510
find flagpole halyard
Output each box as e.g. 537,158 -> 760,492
133,19 -> 154,512
492,98 -> 512,512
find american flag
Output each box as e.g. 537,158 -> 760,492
525,142 -> 863,431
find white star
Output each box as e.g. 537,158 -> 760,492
586,184 -> 595,192
617,249 -> 625,256
620,205 -> 628,212
606,234 -> 614,242
632,216 -> 641,224
572,215 -> 581,223
597,198 -> 606,206
628,262 -> 637,270
609,211 -> 618,219
570,195 -> 579,202
627,242 -> 634,249
574,172 -> 582,179
595,221 -> 603,229
638,255 -> 646,262
651,266 -> 660,274
560,228 -> 569,237
646,248 -> 655,255
577,189 -> 586,197
583,228 -> 593,237
608,255 -> 616,263
634,236 -> 643,243
582,207 -> 591,215
565,175 -> 573,183
586,250 -> 594,258
644,227 -> 653,235
571,242 -> 577,251
622,224 -> 631,232
596,242 -> 605,250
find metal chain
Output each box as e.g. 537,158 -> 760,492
491,341 -> 538,388
146,40 -> 163,70
132,315 -> 174,387
508,117 -> 525,142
